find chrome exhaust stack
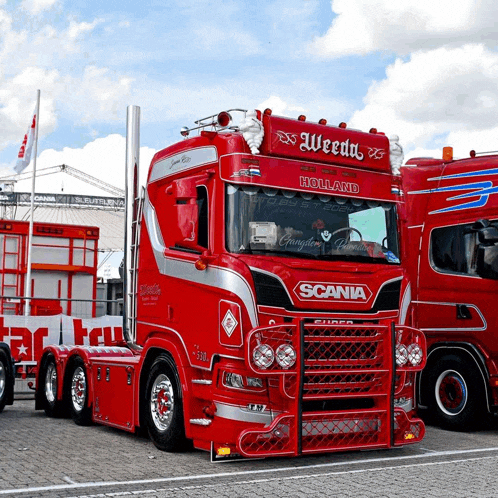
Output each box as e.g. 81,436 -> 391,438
123,105 -> 140,344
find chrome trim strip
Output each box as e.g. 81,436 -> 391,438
143,193 -> 258,328
413,301 -> 486,331
215,401 -> 276,424
149,146 -> 218,183
399,282 -> 411,325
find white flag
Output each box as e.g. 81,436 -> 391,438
15,111 -> 37,174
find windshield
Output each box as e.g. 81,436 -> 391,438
226,184 -> 400,263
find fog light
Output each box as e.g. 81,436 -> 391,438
246,376 -> 263,388
396,344 -> 408,366
275,344 -> 297,369
407,344 -> 423,366
253,344 -> 274,369
224,372 -> 244,389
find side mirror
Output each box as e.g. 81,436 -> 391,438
476,245 -> 498,279
472,219 -> 498,245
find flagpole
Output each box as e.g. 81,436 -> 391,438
23,89 -> 40,317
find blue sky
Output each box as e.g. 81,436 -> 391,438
1,0 -> 498,198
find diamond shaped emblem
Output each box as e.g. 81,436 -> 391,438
222,310 -> 238,337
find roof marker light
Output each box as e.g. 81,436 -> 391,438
338,122 -> 347,129
369,128 -> 377,134
470,150 -> 476,158
264,108 -> 272,115
298,115 -> 306,121
443,146 -> 453,161
318,118 -> 327,125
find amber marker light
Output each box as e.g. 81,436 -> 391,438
195,258 -> 208,271
216,447 -> 231,456
443,146 -> 453,161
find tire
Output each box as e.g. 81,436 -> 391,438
144,355 -> 187,452
0,349 -> 9,413
68,357 -> 92,426
425,354 -> 486,431
40,354 -> 64,417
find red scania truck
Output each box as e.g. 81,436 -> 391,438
401,147 -> 498,430
35,106 -> 426,460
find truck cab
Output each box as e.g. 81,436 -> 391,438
402,149 -> 498,429
36,108 -> 426,460
134,109 -> 426,457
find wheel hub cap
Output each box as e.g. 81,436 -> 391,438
71,366 -> 86,412
45,363 -> 57,404
150,374 -> 174,432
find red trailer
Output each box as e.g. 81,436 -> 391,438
35,107 -> 426,460
0,220 -> 99,318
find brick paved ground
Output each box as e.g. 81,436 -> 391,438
2,399 -> 498,497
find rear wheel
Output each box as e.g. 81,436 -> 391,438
425,354 -> 486,430
69,357 -> 92,425
145,355 -> 187,451
0,350 -> 9,413
40,354 -> 63,417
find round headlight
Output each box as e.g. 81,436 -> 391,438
252,344 -> 274,369
407,343 -> 423,366
396,344 -> 408,366
275,344 -> 297,369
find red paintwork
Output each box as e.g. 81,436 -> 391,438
37,112 -> 426,458
401,154 -> 498,411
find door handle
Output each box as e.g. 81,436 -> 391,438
456,304 -> 472,320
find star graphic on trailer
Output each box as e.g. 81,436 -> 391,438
17,344 -> 28,356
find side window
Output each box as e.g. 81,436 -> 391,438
431,223 -> 478,275
197,186 -> 208,249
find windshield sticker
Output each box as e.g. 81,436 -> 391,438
385,251 -> 400,263
321,230 -> 332,242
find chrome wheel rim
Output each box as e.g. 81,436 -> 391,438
0,361 -> 5,399
45,362 -> 57,404
150,374 -> 174,432
71,366 -> 86,413
435,369 -> 467,416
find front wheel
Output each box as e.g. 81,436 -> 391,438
145,355 -> 187,452
68,357 -> 92,426
425,355 -> 486,430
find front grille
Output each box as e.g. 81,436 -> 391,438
303,325 -> 386,370
251,270 -> 293,308
372,279 -> 401,311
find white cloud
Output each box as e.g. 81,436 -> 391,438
21,0 -> 58,15
257,96 -> 306,117
349,44 -> 498,150
9,134 -> 156,196
0,8 -> 134,151
310,0 -> 498,58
